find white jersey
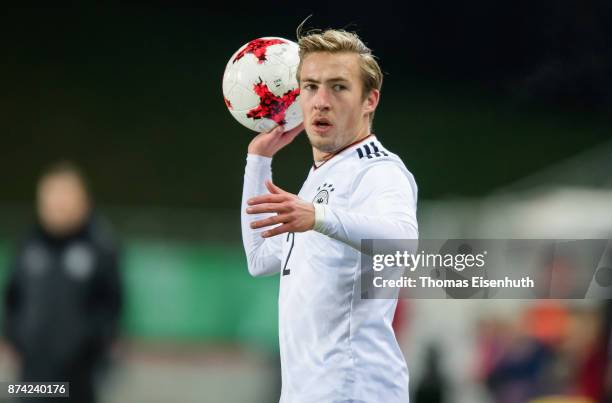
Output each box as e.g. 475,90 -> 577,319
241,135 -> 418,403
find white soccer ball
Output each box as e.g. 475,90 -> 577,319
222,37 -> 303,132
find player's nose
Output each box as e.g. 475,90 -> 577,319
312,87 -> 331,111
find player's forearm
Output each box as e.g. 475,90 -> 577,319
313,204 -> 418,251
241,154 -> 282,276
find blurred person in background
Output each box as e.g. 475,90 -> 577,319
482,305 -> 563,403
414,344 -> 447,403
2,161 -> 122,403
481,303 -> 608,403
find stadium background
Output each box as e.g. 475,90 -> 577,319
0,3 -> 611,402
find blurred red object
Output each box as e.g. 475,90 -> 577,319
523,301 -> 569,346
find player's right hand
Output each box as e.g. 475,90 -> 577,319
247,123 -> 304,158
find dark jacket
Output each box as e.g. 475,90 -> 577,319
3,213 -> 122,375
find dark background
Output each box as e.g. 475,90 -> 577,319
1,2 -> 610,208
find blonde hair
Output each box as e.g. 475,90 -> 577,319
296,28 -> 383,124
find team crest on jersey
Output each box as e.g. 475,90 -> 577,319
313,183 -> 334,204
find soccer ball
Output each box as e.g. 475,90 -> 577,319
222,37 -> 303,132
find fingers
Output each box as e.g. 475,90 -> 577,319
264,125 -> 285,136
262,223 -> 292,238
250,214 -> 290,230
265,180 -> 289,195
246,202 -> 290,214
250,123 -> 301,158
282,122 -> 304,139
247,183 -> 294,206
247,194 -> 287,205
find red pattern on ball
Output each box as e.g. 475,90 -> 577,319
233,38 -> 286,64
247,78 -> 300,125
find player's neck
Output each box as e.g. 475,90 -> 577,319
312,131 -> 372,165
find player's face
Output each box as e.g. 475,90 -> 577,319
299,52 -> 379,156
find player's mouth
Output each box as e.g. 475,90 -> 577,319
312,117 -> 333,134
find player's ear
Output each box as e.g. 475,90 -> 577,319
363,89 -> 380,115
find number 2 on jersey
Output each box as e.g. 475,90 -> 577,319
282,232 -> 295,276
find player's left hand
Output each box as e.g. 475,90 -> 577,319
246,180 -> 315,238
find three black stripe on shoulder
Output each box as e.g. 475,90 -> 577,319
356,141 -> 389,159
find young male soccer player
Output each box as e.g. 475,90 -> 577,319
241,29 -> 418,402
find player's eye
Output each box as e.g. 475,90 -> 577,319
303,83 -> 317,91
332,84 -> 347,91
